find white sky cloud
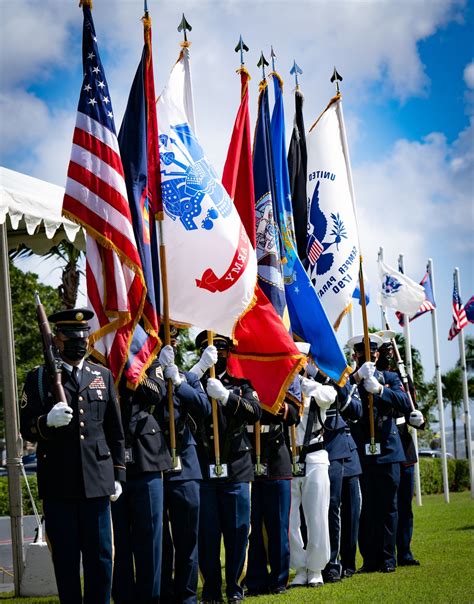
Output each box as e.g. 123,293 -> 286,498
463,60 -> 474,88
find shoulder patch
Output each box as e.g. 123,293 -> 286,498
20,391 -> 28,409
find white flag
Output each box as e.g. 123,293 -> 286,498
377,259 -> 425,314
306,96 -> 360,329
157,49 -> 257,336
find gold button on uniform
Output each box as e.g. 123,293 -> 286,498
80,422 -> 85,427
79,409 -> 84,414
80,435 -> 85,440
79,396 -> 83,401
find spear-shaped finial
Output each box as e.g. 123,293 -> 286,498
235,35 -> 249,66
177,13 -> 192,43
330,66 -> 343,94
270,46 -> 277,72
290,60 -> 303,88
257,52 -> 269,79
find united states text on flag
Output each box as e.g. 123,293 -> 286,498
62,3 -> 146,385
448,279 -> 468,340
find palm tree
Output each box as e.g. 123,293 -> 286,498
441,368 -> 464,458
10,241 -> 84,309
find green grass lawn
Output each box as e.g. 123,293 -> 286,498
1,491 -> 473,603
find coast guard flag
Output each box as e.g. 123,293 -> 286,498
448,279 -> 469,340
396,270 -> 436,326
377,259 -> 425,315
306,95 -> 360,329
223,67 -> 304,413
62,4 -> 146,385
269,73 -> 350,385
118,12 -> 161,384
157,48 -> 257,337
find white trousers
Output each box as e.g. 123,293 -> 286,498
289,453 -> 330,573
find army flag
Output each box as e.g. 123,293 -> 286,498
268,73 -> 350,385
306,95 -> 360,329
377,259 -> 425,315
157,48 -> 257,338
62,3 -> 146,385
223,67 -> 304,412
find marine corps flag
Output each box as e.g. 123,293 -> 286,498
223,67 -> 304,413
306,95 -> 360,329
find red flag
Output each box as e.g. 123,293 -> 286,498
224,68 -> 304,413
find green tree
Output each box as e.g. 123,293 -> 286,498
439,368 -> 474,458
0,262 -> 61,437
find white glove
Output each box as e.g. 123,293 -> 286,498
158,345 -> 175,369
110,481 -> 122,502
300,377 -> 318,398
409,410 -> 424,428
312,384 -> 337,410
46,402 -> 73,428
306,361 -> 319,379
357,361 -> 376,380
206,378 -> 230,405
164,364 -> 183,387
189,345 -> 218,378
364,376 -> 382,395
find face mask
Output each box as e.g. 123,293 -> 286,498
63,338 -> 88,362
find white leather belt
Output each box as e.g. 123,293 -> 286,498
396,417 -> 406,425
246,425 -> 270,433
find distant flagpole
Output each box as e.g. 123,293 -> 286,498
454,267 -> 474,498
398,254 -> 422,507
428,258 -> 450,503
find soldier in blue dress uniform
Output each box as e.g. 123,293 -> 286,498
347,333 -> 411,574
111,358 -> 172,604
20,308 -> 125,604
157,326 -> 212,604
193,332 -> 262,603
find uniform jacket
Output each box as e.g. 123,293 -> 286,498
20,361 -> 125,500
120,361 -> 172,476
195,372 -> 262,482
155,370 -> 211,482
324,382 -> 362,463
350,369 -> 411,465
250,402 -> 300,479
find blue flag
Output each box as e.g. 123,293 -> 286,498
253,80 -> 287,319
270,74 -> 350,385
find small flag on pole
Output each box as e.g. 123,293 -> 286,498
396,270 -> 436,326
377,258 -> 425,315
448,279 -> 468,340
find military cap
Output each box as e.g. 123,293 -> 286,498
374,330 -> 396,344
346,333 -> 383,352
48,308 -> 94,338
158,323 -> 179,340
195,331 -> 230,351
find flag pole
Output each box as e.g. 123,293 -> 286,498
454,267 -> 474,498
428,258 -> 450,502
333,71 -> 376,453
398,255 -> 422,505
378,247 -> 385,329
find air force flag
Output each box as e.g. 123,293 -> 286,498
306,96 -> 359,329
157,49 -> 257,336
377,259 -> 425,315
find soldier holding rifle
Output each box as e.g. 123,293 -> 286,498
20,301 -> 125,604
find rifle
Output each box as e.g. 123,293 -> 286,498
34,292 -> 67,404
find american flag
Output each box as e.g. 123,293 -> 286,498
62,4 -> 146,385
396,271 -> 436,326
448,279 -> 468,340
308,235 -> 324,264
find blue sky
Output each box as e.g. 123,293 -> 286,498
1,0 -> 473,386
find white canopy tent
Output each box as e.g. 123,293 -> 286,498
0,166 -> 84,594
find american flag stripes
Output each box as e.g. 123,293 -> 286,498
307,236 -> 324,264
62,4 -> 146,385
448,280 -> 468,340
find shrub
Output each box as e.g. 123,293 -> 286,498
419,458 -> 470,494
0,475 -> 41,516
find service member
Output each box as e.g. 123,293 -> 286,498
20,309 -> 125,604
348,333 -> 411,574
194,332 -> 262,603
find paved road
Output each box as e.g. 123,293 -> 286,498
0,515 -> 38,586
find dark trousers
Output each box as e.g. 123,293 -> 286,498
44,496 -> 112,604
397,463 -> 415,563
340,475 -> 361,573
246,479 -> 291,592
359,463 -> 400,569
161,479 -> 200,604
324,459 -> 344,576
111,472 -> 163,604
199,481 -> 250,601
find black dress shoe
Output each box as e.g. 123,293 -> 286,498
342,569 -> 355,578
357,565 -> 379,574
271,586 -> 287,595
398,558 -> 420,566
323,570 -> 341,583
381,564 -> 396,573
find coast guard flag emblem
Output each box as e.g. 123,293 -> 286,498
377,259 -> 425,315
157,49 -> 257,336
